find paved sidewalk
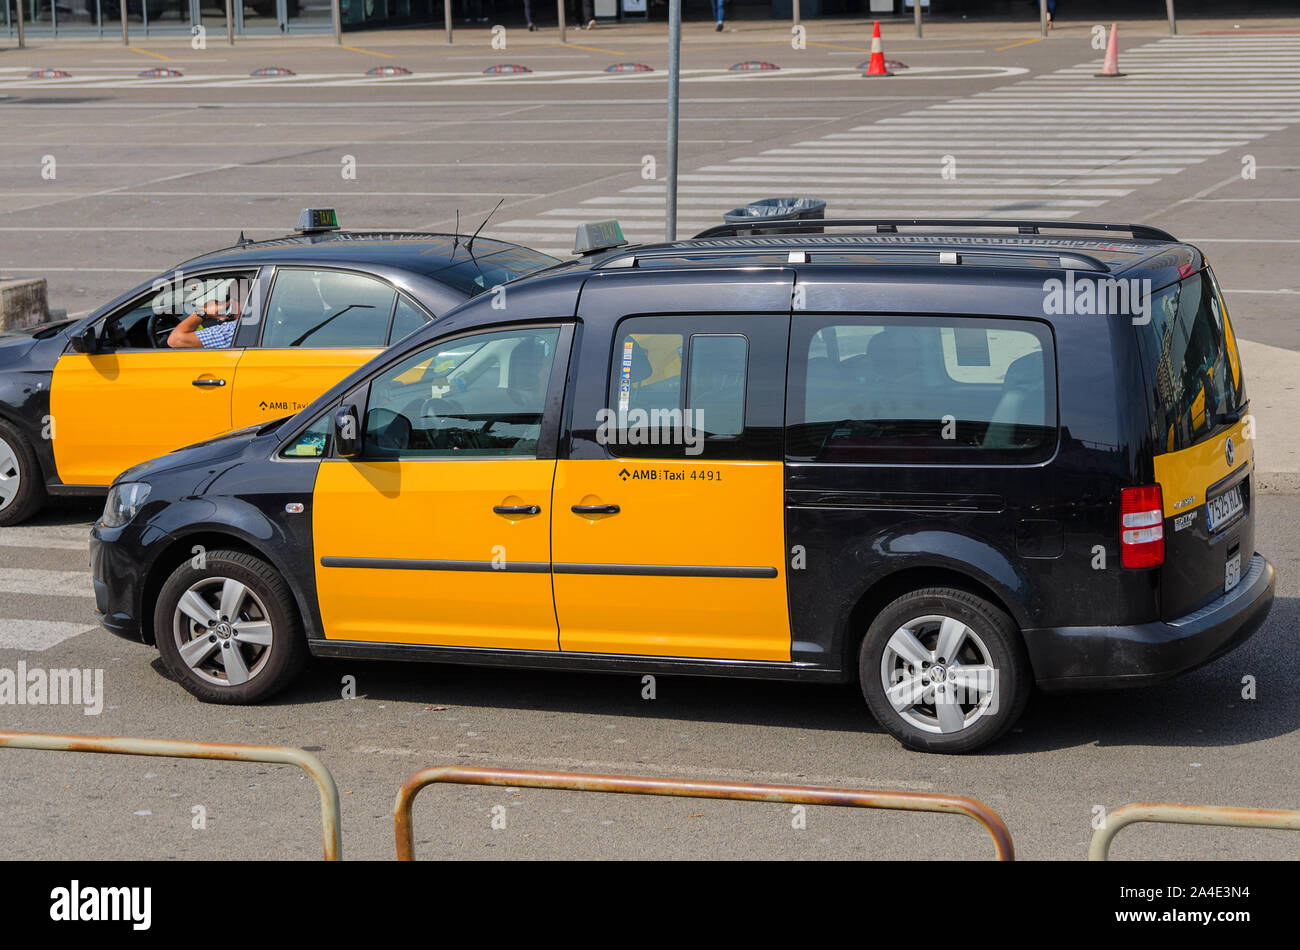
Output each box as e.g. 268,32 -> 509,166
1237,341 -> 1300,494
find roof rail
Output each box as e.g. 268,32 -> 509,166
690,219 -> 1178,242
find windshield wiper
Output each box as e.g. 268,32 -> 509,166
289,304 -> 376,348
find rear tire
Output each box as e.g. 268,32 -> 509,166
0,418 -> 47,526
858,587 -> 1030,754
154,549 -> 308,704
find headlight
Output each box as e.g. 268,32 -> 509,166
100,482 -> 151,528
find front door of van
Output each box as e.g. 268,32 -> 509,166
552,272 -> 794,662
311,324 -> 570,650
50,270 -> 255,487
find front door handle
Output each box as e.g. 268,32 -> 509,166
192,378 -> 227,387
571,504 -> 620,515
494,505 -> 541,516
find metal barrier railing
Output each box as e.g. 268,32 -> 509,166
0,730 -> 342,860
394,764 -> 1015,860
1090,802 -> 1300,861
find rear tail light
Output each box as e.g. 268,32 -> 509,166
1121,485 -> 1165,568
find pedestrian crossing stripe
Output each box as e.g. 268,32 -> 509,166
488,36 -> 1300,254
0,620 -> 97,652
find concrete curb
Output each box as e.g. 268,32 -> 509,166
1238,339 -> 1300,495
0,279 -> 50,331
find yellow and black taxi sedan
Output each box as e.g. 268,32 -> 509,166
91,219 -> 1275,753
0,209 -> 558,524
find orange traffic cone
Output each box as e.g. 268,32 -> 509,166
1095,22 -> 1126,77
864,20 -> 893,77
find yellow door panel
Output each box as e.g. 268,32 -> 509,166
231,348 -> 381,428
51,350 -> 241,486
1153,416 -> 1252,516
552,458 -> 790,661
312,458 -> 558,650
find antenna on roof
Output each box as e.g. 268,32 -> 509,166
452,209 -> 461,257
466,198 -> 504,255
236,231 -> 251,247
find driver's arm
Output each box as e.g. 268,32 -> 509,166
167,312 -> 206,349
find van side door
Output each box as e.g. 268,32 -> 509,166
552,270 -> 794,662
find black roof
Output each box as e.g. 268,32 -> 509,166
178,231 -> 561,283
565,220 -> 1201,285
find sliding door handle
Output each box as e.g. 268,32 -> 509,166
571,504 -> 620,515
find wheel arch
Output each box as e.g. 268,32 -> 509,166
840,566 -> 1027,679
139,529 -> 314,646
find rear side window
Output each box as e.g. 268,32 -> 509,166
605,318 -> 751,458
1137,270 -> 1245,454
389,294 -> 430,344
262,269 -> 396,349
787,316 -> 1057,464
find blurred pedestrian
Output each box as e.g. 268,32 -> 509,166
1026,0 -> 1058,30
523,0 -> 536,29
710,0 -> 724,31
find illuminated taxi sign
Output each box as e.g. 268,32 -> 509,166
574,220 -> 628,255
296,208 -> 340,234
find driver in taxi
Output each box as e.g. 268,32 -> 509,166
167,289 -> 241,349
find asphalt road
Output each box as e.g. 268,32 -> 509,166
2,23 -> 1299,347
1,22 -> 1298,861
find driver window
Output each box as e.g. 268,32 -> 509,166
100,272 -> 256,350
363,327 -> 559,459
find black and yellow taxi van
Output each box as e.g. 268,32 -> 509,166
0,209 -> 557,525
90,219 -> 1275,753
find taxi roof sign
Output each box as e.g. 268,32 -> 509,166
296,208 -> 340,234
574,220 -> 628,256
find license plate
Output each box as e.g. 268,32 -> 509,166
1225,552 -> 1242,593
1206,485 -> 1244,532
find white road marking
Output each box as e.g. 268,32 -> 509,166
0,527 -> 88,551
493,36 -> 1300,246
0,568 -> 94,599
0,620 -> 97,652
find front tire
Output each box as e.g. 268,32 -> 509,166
0,418 -> 47,526
859,587 -> 1030,754
154,549 -> 308,704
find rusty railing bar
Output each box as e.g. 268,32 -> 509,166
1090,802 -> 1300,861
0,730 -> 341,860
395,764 -> 1014,861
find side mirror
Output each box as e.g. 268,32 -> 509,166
70,325 -> 98,354
334,404 -> 361,458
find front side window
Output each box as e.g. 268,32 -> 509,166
363,327 -> 559,459
101,271 -> 255,350
788,316 -> 1056,464
262,269 -> 396,349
